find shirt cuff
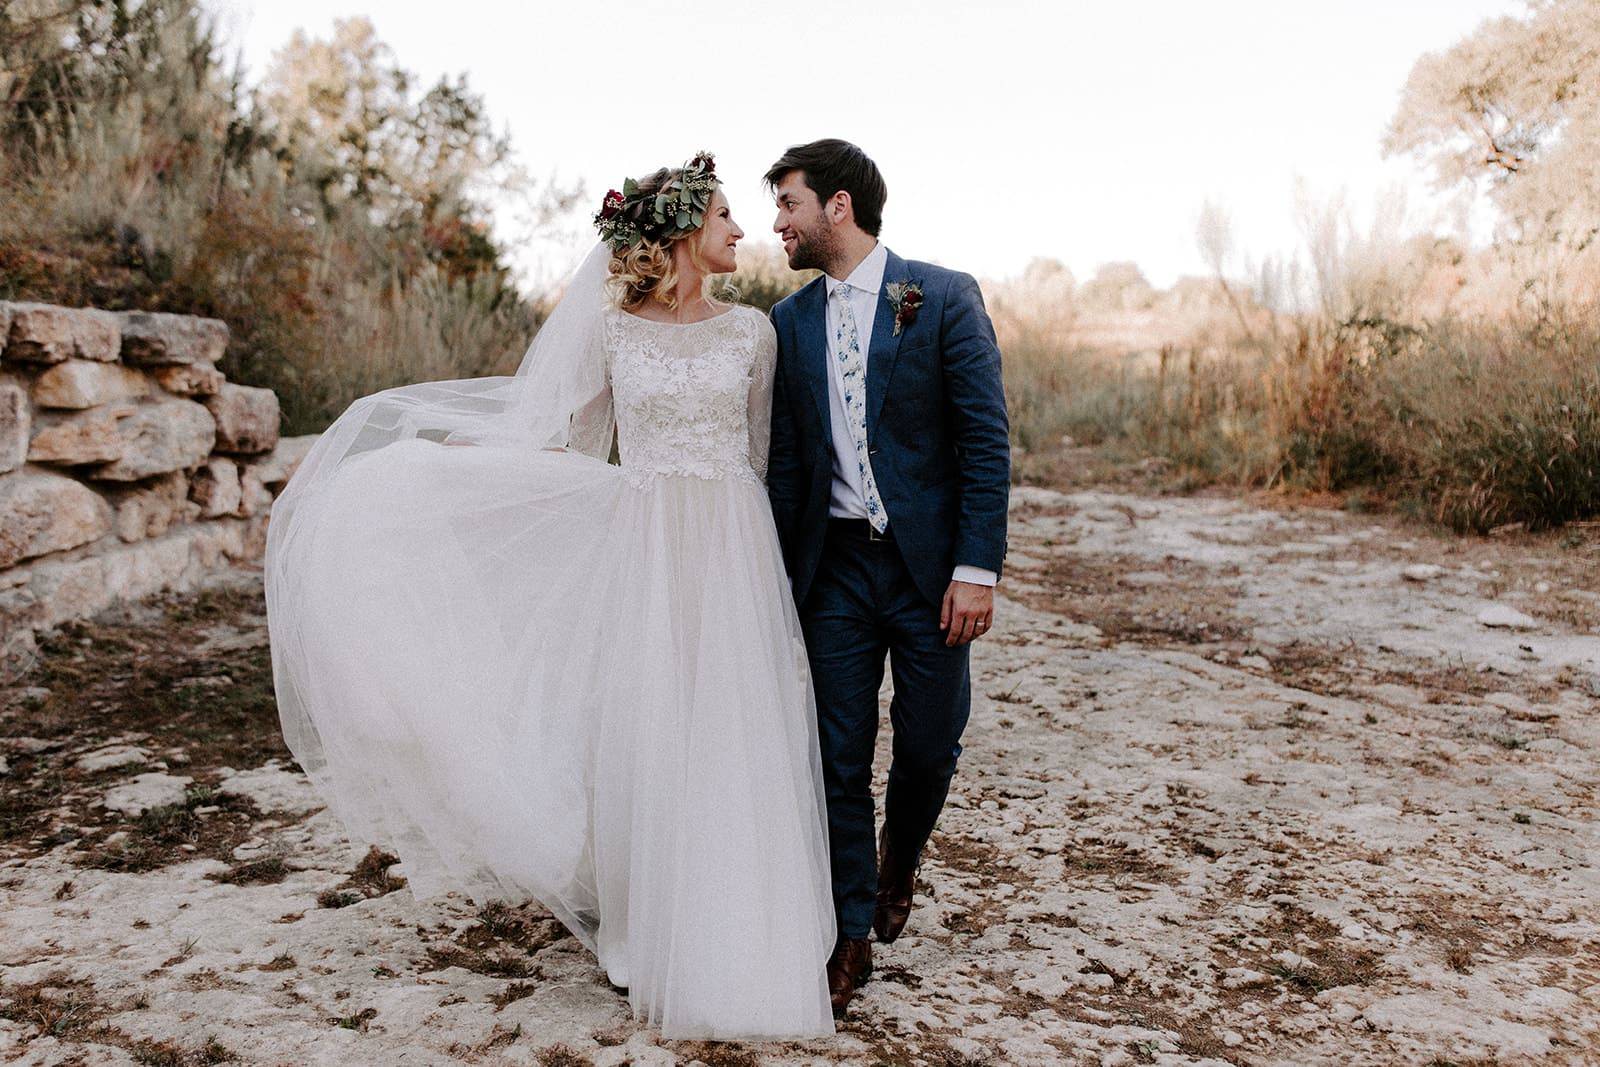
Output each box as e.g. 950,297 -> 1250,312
951,565 -> 998,587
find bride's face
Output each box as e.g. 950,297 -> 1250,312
696,188 -> 744,274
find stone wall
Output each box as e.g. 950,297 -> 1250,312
1,302 -> 316,679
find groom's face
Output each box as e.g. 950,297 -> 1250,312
771,171 -> 836,273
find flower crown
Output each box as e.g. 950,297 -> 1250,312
594,151 -> 718,253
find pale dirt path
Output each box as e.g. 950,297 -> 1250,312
3,487 -> 1598,1066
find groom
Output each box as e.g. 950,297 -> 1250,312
764,140 -> 1010,1014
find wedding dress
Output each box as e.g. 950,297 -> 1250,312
263,247 -> 836,1040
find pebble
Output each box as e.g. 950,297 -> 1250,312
1477,605 -> 1539,630
1484,691 -> 1533,714
1403,564 -> 1444,582
102,773 -> 193,816
1240,655 -> 1272,671
1222,967 -> 1274,990
5,737 -> 60,755
76,745 -> 152,773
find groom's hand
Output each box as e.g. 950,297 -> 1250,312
941,581 -> 995,647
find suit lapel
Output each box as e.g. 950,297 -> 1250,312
865,248 -> 908,436
793,277 -> 831,434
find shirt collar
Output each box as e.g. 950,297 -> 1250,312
825,242 -> 889,298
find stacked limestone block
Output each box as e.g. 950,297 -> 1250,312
0,302 -> 317,678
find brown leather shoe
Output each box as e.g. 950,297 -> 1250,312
826,936 -> 872,1016
873,831 -> 917,943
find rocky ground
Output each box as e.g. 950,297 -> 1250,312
3,471 -> 1598,1066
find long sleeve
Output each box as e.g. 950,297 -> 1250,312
747,311 -> 778,483
940,273 -> 1011,576
566,323 -> 615,460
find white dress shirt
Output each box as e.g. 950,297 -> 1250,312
822,243 -> 996,588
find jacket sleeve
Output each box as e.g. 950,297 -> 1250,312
939,273 -> 1011,576
765,304 -> 805,532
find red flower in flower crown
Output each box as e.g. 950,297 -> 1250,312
599,189 -> 625,220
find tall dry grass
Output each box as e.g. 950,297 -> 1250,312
995,210 -> 1600,533
0,0 -> 542,435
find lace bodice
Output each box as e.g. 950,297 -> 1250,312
572,305 -> 776,485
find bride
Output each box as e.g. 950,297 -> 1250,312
264,152 -> 837,1040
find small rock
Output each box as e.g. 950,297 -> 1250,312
190,457 -> 242,518
0,382 -> 27,474
76,744 -> 152,773
1534,581 -> 1552,595
205,383 -> 280,455
31,361 -> 150,409
232,839 -> 270,860
1221,967 -> 1274,990
87,398 -> 215,481
0,470 -> 114,568
119,310 -> 228,366
0,756 -> 9,776
1478,605 -> 1539,631
1240,654 -> 1272,671
5,734 -> 59,754
1402,564 -> 1444,582
1540,902 -> 1575,923
102,772 -> 193,816
1222,1031 -> 1245,1048
218,764 -> 323,816
4,304 -> 120,363
1483,692 -> 1533,715
152,362 -> 225,397
16,689 -> 52,711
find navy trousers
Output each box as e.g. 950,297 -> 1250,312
799,520 -> 973,940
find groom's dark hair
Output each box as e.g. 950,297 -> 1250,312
765,139 -> 886,237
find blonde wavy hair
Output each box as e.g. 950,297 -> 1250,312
606,167 -> 736,313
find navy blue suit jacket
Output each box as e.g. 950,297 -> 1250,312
767,248 -> 1010,609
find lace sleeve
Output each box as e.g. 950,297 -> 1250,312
747,309 -> 777,484
566,319 -> 615,459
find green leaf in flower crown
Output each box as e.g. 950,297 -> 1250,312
623,178 -> 638,197
677,209 -> 690,228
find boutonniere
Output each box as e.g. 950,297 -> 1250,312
885,281 -> 924,336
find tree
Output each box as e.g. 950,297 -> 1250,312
261,17 -> 515,279
1386,0 -> 1600,252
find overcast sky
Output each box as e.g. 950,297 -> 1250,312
214,0 -> 1522,287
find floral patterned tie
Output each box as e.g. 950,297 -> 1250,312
831,283 -> 888,532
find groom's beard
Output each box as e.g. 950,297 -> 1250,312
787,223 -> 839,274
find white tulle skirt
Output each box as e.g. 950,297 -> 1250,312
265,440 -> 836,1040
